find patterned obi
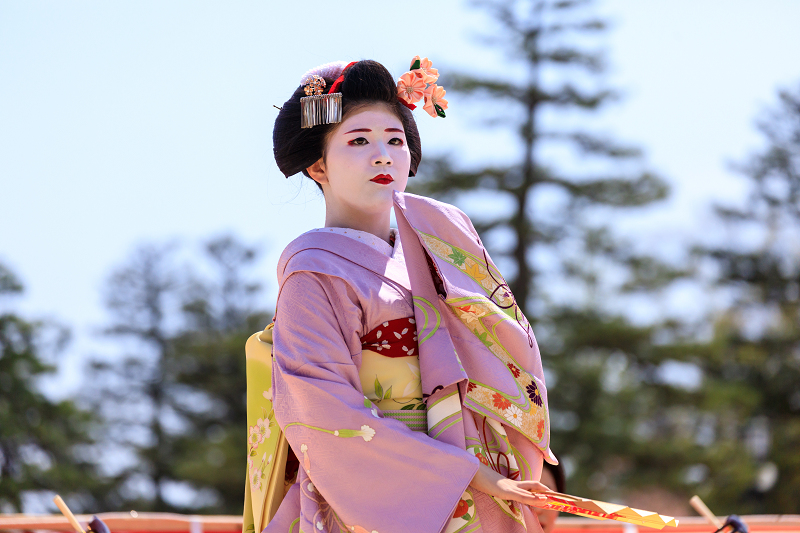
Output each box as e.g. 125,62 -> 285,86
359,317 -> 427,432
381,409 -> 427,432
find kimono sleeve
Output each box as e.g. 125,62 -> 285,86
272,271 -> 480,533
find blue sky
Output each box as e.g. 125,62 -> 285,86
2,0 -> 800,394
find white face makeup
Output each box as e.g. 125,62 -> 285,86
309,104 -> 411,237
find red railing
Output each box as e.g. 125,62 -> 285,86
1,513 -> 799,533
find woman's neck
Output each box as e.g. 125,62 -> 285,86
324,210 -> 392,244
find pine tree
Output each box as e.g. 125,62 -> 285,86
689,83 -> 800,513
169,236 -> 270,514
90,243 -> 183,511
410,0 -> 669,315
408,0 -> 693,511
89,236 -> 268,513
0,263 -> 107,512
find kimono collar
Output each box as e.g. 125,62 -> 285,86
277,230 -> 410,292
305,227 -> 398,257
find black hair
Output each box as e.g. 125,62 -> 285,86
272,60 -> 422,182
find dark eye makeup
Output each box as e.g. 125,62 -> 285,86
347,136 -> 405,147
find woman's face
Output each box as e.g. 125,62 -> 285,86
315,103 -> 411,222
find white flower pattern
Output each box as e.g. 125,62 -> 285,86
504,405 -> 523,426
358,425 -> 375,442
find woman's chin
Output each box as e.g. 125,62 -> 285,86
366,188 -> 399,207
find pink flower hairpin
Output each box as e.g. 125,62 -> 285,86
397,56 -> 448,118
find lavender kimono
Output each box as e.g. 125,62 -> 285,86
266,192 -> 554,533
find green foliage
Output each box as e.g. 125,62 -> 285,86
542,82 -> 800,513
686,84 -> 800,513
409,0 -> 695,512
410,0 -> 674,315
541,308 -> 693,500
88,236 -> 270,513
0,263 -> 108,513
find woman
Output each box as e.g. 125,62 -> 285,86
261,59 -> 557,533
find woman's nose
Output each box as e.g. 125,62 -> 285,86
372,143 -> 393,166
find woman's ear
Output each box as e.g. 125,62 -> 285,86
306,158 -> 328,186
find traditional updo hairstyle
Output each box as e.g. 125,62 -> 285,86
273,60 -> 422,187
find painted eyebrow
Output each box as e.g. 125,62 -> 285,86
342,128 -> 405,134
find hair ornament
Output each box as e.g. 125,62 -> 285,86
299,61 -> 357,128
303,75 -> 326,96
397,56 -> 447,118
299,61 -> 349,85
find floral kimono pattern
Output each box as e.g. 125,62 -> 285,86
259,193 -> 554,533
266,231 -> 479,533
392,192 -> 553,460
393,191 -> 555,532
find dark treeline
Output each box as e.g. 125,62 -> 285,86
2,0 -> 799,518
0,237 -> 270,515
86,236 -> 270,514
407,0 -> 800,516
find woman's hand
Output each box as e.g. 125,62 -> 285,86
469,463 -> 550,507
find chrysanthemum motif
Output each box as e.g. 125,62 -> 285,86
504,405 -> 523,426
492,392 -> 511,410
397,72 -> 426,105
507,363 -> 521,378
526,381 -> 543,407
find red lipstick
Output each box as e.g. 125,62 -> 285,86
370,174 -> 394,185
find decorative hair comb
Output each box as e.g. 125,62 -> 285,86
299,61 -> 354,128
